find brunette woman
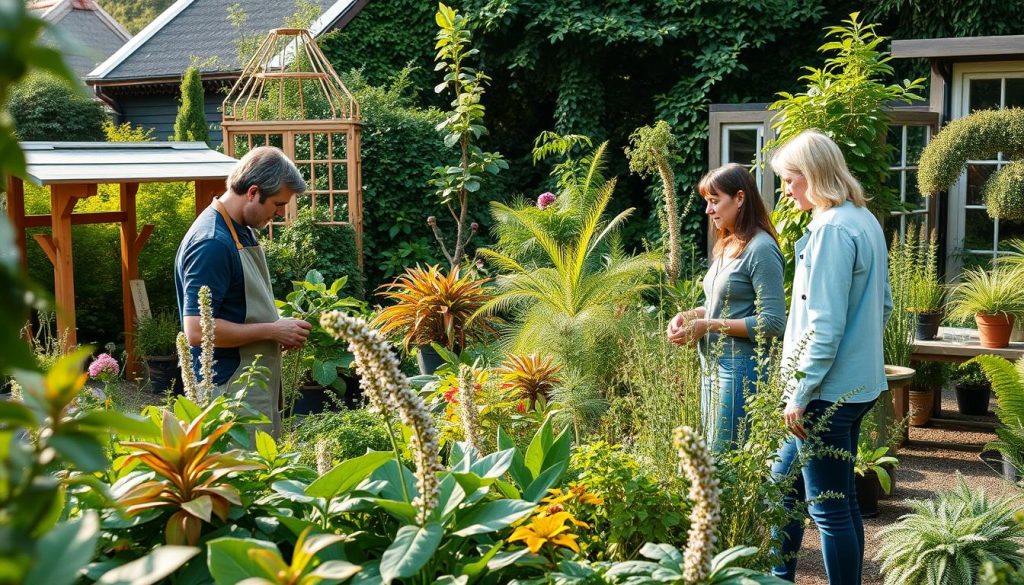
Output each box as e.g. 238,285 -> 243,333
667,163 -> 785,452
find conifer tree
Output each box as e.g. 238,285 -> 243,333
173,67 -> 209,144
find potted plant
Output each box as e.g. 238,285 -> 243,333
907,361 -> 949,427
953,361 -> 992,416
133,310 -> 183,395
372,265 -> 499,375
905,227 -> 945,340
276,270 -> 366,416
947,266 -> 1024,348
855,445 -> 898,518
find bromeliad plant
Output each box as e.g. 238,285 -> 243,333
372,264 -> 498,353
498,353 -> 563,412
115,401 -> 262,546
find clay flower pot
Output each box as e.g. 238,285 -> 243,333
976,313 -> 1015,348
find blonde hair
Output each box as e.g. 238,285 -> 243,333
770,130 -> 867,210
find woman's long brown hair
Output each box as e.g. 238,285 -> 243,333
698,163 -> 778,258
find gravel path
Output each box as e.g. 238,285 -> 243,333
794,387 -> 1020,584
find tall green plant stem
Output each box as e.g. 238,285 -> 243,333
626,121 -> 682,282
384,418 -> 411,505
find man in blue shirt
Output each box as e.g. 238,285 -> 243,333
175,146 -> 311,435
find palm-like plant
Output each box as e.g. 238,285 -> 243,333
475,178 -> 658,432
372,265 -> 498,352
973,355 -> 1024,476
497,353 -> 562,411
116,403 -> 260,545
875,475 -> 1024,585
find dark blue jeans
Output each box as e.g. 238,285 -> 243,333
701,352 -> 760,453
771,398 -> 876,584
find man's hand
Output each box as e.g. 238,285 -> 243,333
272,318 -> 312,350
783,404 -> 807,440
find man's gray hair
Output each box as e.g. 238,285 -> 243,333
227,146 -> 306,202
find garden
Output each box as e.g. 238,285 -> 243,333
5,2 -> 1024,585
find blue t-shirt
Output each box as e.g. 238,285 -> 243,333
174,205 -> 259,385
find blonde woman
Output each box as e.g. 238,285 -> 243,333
769,130 -> 892,584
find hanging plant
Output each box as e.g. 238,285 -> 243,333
917,107 -> 1024,220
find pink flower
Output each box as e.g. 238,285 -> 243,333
88,353 -> 120,380
537,192 -> 556,210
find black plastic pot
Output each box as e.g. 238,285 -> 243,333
293,384 -> 331,416
855,470 -> 881,518
416,345 -> 445,376
955,382 -> 992,416
146,355 -> 184,396
914,311 -> 942,341
341,372 -> 364,409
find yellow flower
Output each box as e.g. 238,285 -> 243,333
509,512 -> 582,553
570,484 -> 604,506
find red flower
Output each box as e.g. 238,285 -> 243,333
516,401 -> 526,413
444,387 -> 459,403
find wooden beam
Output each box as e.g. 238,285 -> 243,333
32,234 -> 57,266
119,183 -> 142,377
136,224 -> 154,251
24,211 -> 127,228
346,126 -> 364,269
5,177 -> 27,275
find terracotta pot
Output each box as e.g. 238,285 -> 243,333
976,313 -> 1015,348
908,389 -> 934,427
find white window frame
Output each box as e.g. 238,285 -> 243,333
888,123 -> 933,239
948,61 -> 1024,276
720,123 -> 766,191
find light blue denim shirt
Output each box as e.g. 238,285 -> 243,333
782,201 -> 893,409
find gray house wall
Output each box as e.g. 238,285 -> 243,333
116,92 -> 225,147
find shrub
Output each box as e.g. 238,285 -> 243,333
285,408 -> 391,466
173,66 -> 209,144
262,207 -> 364,300
9,72 -> 108,141
568,440 -> 688,561
133,310 -> 180,358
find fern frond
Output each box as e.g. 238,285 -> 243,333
973,355 -> 1024,429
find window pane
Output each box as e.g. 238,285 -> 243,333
969,78 -> 1001,112
905,169 -> 924,209
1006,78 -> 1024,109
999,218 -> 1024,250
906,126 -> 927,165
726,128 -> 758,168
965,208 -> 995,250
967,163 -> 996,205
887,126 -> 903,166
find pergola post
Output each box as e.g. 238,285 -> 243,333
119,182 -> 154,377
195,179 -> 223,215
347,125 -> 363,268
49,183 -> 96,350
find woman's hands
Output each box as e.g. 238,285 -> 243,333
783,404 -> 807,440
667,310 -> 709,346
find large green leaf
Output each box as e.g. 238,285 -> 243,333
469,449 -> 515,480
496,426 -> 531,489
70,410 -> 160,437
373,459 -> 419,502
0,400 -> 36,427
25,511 -> 99,585
379,523 -> 443,584
524,415 -> 555,478
307,451 -> 394,499
452,500 -> 536,537
541,425 -> 572,474
96,545 -> 201,585
522,459 -> 568,502
370,498 -> 418,524
206,537 -> 278,585
254,430 -> 277,461
49,432 -> 107,472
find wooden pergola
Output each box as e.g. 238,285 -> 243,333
5,141 -> 237,370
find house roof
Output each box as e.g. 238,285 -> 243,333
19,141 -> 238,185
30,0 -> 131,78
86,0 -> 367,86
892,35 -> 1024,60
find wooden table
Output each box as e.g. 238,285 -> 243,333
908,327 -> 1019,429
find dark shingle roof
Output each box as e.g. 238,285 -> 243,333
89,0 -> 338,83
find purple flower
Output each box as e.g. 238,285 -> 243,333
537,192 -> 556,210
88,353 -> 120,380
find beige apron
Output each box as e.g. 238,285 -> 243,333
212,199 -> 282,437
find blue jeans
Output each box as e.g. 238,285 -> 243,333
771,398 -> 876,584
701,352 -> 759,453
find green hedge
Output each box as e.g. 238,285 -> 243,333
263,207 -> 365,300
